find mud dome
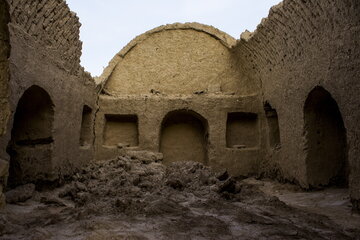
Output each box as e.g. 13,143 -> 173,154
1,152 -> 360,240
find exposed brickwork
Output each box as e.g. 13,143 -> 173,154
7,0 -> 82,73
234,0 -> 360,208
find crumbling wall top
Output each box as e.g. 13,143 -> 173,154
8,0 -> 83,74
97,22 -> 237,87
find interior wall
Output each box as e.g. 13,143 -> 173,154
160,110 -> 208,165
95,95 -> 262,177
96,23 -> 264,177
234,0 -> 360,209
0,0 -> 97,188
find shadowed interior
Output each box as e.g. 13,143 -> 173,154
7,85 -> 54,188
304,86 -> 348,187
264,103 -> 281,149
80,105 -> 93,147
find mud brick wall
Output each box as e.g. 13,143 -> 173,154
0,0 -> 97,191
234,0 -> 360,209
7,0 -> 82,74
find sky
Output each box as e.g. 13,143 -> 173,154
66,0 -> 282,77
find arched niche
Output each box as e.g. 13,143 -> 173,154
7,85 -> 55,188
304,86 -> 348,187
264,102 -> 281,149
79,105 -> 93,147
160,109 -> 208,165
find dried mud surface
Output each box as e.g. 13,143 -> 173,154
0,153 -> 359,240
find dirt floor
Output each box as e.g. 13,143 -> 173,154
0,152 -> 359,240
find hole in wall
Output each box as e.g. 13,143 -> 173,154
160,110 -> 208,165
226,112 -> 258,149
79,105 -> 93,147
264,102 -> 281,149
304,86 -> 348,187
7,85 -> 54,189
103,114 -> 139,147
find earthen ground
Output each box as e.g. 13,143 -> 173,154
0,153 -> 359,240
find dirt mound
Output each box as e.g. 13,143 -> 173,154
55,156 -> 228,216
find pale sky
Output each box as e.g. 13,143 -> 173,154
66,0 -> 282,76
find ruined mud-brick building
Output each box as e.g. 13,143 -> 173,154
0,0 -> 97,206
0,0 -> 359,211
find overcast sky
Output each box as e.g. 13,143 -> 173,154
66,0 -> 282,76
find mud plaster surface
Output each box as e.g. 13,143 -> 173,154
0,153 -> 359,240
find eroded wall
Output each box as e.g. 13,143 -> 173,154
0,0 -> 97,188
96,95 -> 263,177
8,0 -> 82,74
96,23 -> 264,176
234,0 -> 360,209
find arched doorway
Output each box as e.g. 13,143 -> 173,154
304,86 -> 347,187
160,110 -> 208,165
7,85 -> 54,188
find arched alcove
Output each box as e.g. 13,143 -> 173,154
264,102 -> 281,149
7,85 -> 54,188
304,86 -> 348,187
160,110 -> 208,165
79,105 -> 93,147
